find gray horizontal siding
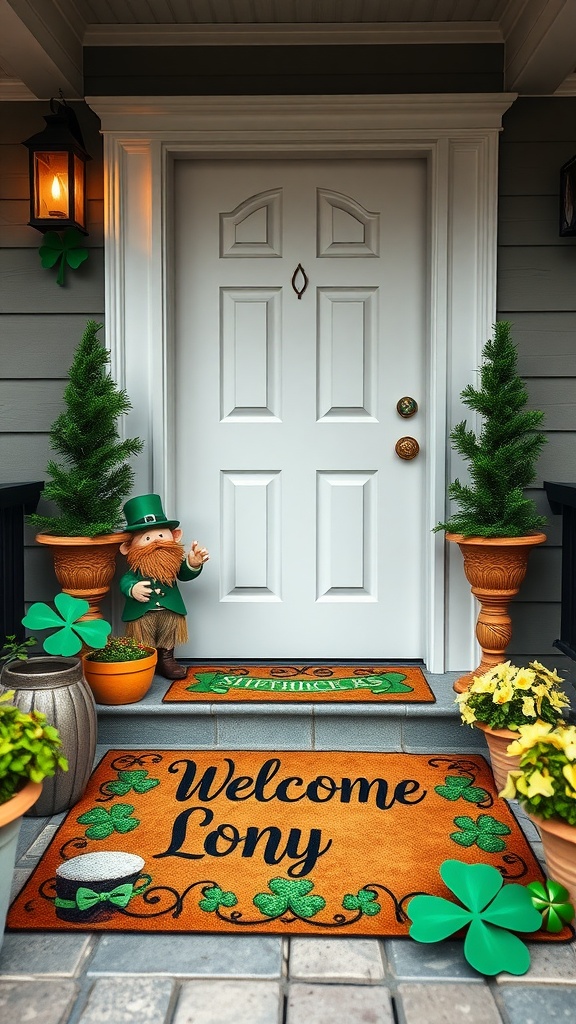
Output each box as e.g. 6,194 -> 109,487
0,249 -> 104,312
0,380 -> 65,430
0,314 -> 105,376
498,247 -> 576,311
497,96 -> 576,660
504,312 -> 576,377
525,378 -> 576,430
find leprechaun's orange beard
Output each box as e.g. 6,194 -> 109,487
126,540 -> 185,584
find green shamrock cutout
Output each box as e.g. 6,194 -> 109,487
22,592 -> 111,657
77,803 -> 139,839
450,814 -> 511,853
39,229 -> 89,286
342,888 -> 381,916
527,879 -> 575,933
368,672 -> 413,695
253,878 -> 326,919
435,775 -> 490,805
199,886 -> 238,913
104,770 -> 160,796
407,859 -> 542,975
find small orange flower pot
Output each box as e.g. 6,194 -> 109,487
82,648 -> 157,705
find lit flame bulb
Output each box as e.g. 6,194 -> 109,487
51,176 -> 61,201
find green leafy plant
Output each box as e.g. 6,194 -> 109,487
22,593 -> 111,657
0,690 -> 68,805
0,635 -> 36,665
27,320 -> 144,536
500,722 -> 576,826
407,859 -> 542,975
456,660 -> 569,731
85,636 -> 152,663
435,321 -> 547,537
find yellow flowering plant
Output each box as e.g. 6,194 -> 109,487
500,722 -> 576,826
456,660 -> 569,731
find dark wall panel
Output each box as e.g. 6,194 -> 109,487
84,43 -> 503,95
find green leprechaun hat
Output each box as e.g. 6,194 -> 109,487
122,494 -> 180,533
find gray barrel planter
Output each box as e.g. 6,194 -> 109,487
0,657 -> 97,817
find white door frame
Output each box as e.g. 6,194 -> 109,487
87,93 -> 516,673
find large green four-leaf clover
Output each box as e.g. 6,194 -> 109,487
450,814 -> 511,853
22,592 -> 111,656
407,860 -> 542,975
253,878 -> 326,919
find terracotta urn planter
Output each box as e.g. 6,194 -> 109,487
529,814 -> 576,908
82,647 -> 157,705
35,532 -> 130,620
447,532 -> 546,693
0,780 -> 42,950
473,722 -> 521,794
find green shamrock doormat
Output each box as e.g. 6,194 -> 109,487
8,750 -> 572,940
163,664 -> 434,703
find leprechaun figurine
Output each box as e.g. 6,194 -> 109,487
119,494 -> 209,680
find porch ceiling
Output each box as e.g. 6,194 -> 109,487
0,0 -> 575,99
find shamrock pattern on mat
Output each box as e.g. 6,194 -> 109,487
77,803 -> 140,839
450,814 -> 511,853
102,770 -> 160,797
407,859 -> 542,975
342,888 -> 382,916
199,886 -> 238,913
254,878 -> 326,919
434,775 -> 490,805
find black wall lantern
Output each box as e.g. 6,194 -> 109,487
23,97 -> 90,235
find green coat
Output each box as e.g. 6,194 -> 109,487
120,561 -> 202,622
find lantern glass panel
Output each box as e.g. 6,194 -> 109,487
74,153 -> 85,228
33,151 -> 69,221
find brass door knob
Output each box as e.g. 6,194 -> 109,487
396,396 -> 418,418
395,436 -> 420,460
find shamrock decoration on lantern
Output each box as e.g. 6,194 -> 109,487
39,228 -> 88,286
407,860 -> 542,976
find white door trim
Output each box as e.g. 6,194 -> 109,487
88,92 -> 516,673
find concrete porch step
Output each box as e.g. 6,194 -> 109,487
94,664 -> 488,755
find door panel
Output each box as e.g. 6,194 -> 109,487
174,158 -> 427,657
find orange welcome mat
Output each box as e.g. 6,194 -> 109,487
163,664 -> 435,703
8,749 -> 569,939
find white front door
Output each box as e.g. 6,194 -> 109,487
174,157 -> 427,658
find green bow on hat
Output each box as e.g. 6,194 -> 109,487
55,877 -> 151,912
122,494 -> 180,533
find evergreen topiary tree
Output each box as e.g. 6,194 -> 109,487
29,321 -> 144,537
435,321 -> 547,538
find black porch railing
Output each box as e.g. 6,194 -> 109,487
544,481 -> 576,662
0,482 -> 43,641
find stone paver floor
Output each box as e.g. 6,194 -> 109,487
1,803 -> 575,1023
